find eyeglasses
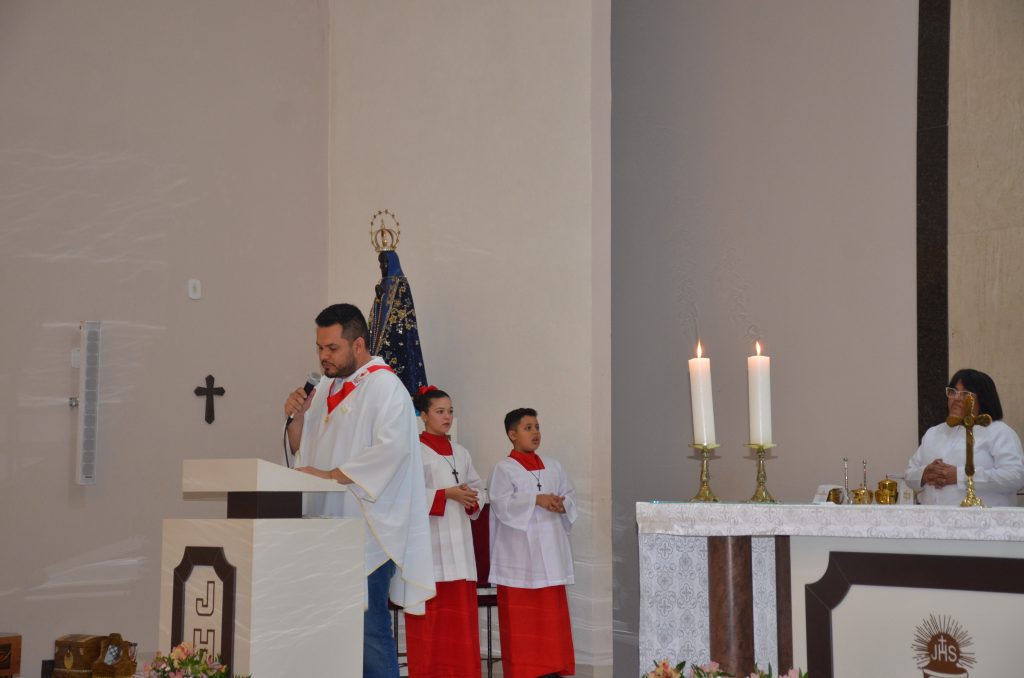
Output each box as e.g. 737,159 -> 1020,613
945,387 -> 977,401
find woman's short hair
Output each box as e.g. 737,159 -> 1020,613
949,368 -> 1003,420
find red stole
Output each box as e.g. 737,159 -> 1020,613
509,449 -> 545,471
420,431 -> 453,456
325,364 -> 394,416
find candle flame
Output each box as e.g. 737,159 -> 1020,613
696,340 -> 703,358
755,341 -> 762,356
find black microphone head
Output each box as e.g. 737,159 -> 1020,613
304,372 -> 320,394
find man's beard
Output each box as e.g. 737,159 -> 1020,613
323,357 -> 357,378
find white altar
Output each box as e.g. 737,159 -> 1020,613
637,502 -> 1024,677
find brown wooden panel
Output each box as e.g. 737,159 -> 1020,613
774,535 -> 792,671
707,536 -> 754,675
226,491 -> 302,518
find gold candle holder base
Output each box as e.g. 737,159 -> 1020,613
689,443 -> 721,502
960,474 -> 986,508
744,443 -> 777,504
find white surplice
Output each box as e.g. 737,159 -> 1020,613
288,357 -> 435,613
905,420 -> 1024,506
420,441 -> 484,582
487,455 -> 576,588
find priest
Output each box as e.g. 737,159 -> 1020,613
284,303 -> 434,678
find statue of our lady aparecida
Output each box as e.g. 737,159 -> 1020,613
367,209 -> 429,399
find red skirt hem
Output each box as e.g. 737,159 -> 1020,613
497,584 -> 575,678
404,579 -> 481,678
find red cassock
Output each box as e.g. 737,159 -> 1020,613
497,584 -> 575,678
404,579 -> 481,677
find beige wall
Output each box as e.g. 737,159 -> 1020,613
611,1 -> 919,673
949,0 -> 1024,432
328,0 -> 612,673
0,1 -> 329,673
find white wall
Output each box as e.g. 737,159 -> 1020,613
328,1 -> 613,674
611,1 -> 919,673
0,2 -> 329,674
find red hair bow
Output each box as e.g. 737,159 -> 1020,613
417,385 -> 438,396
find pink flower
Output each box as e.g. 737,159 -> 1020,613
785,670 -> 800,678
700,662 -> 720,673
646,660 -> 682,678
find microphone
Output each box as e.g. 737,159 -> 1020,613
286,372 -> 321,426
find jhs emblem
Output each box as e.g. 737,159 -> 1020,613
913,614 -> 975,677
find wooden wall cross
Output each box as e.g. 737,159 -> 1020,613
194,375 -> 226,424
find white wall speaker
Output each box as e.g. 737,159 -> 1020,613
76,321 -> 101,485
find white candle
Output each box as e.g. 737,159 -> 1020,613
688,341 -> 716,446
747,341 -> 772,445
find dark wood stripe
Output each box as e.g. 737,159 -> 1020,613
774,536 -> 793,671
708,536 -> 754,676
917,0 -> 951,440
226,491 -> 302,519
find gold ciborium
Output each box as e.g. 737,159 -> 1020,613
850,487 -> 873,504
875,477 -> 898,504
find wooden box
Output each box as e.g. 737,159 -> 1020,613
90,634 -> 136,678
53,634 -> 102,674
0,633 -> 21,678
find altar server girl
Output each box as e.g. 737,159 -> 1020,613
488,407 -> 576,678
403,386 -> 484,678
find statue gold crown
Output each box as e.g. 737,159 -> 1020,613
370,209 -> 401,252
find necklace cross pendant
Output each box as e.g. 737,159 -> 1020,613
452,468 -> 460,483
537,480 -> 542,491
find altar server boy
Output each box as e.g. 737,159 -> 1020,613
488,407 -> 576,678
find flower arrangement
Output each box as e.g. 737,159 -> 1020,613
144,642 -> 250,678
644,659 -> 808,678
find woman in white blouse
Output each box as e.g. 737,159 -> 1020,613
905,368 -> 1024,506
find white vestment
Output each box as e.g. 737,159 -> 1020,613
289,357 -> 435,613
905,420 -> 1024,506
420,441 -> 484,582
487,455 -> 576,588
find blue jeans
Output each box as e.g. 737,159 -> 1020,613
363,560 -> 398,678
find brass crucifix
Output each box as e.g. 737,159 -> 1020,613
946,392 -> 991,507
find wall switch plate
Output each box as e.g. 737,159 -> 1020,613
188,279 -> 202,300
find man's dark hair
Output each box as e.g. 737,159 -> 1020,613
315,304 -> 371,347
504,407 -> 538,433
948,368 -> 1003,420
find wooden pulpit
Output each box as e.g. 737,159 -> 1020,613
159,459 -> 364,676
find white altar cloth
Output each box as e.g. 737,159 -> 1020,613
637,501 -> 1024,542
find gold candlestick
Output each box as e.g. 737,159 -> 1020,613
689,444 -> 721,502
744,443 -> 777,503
